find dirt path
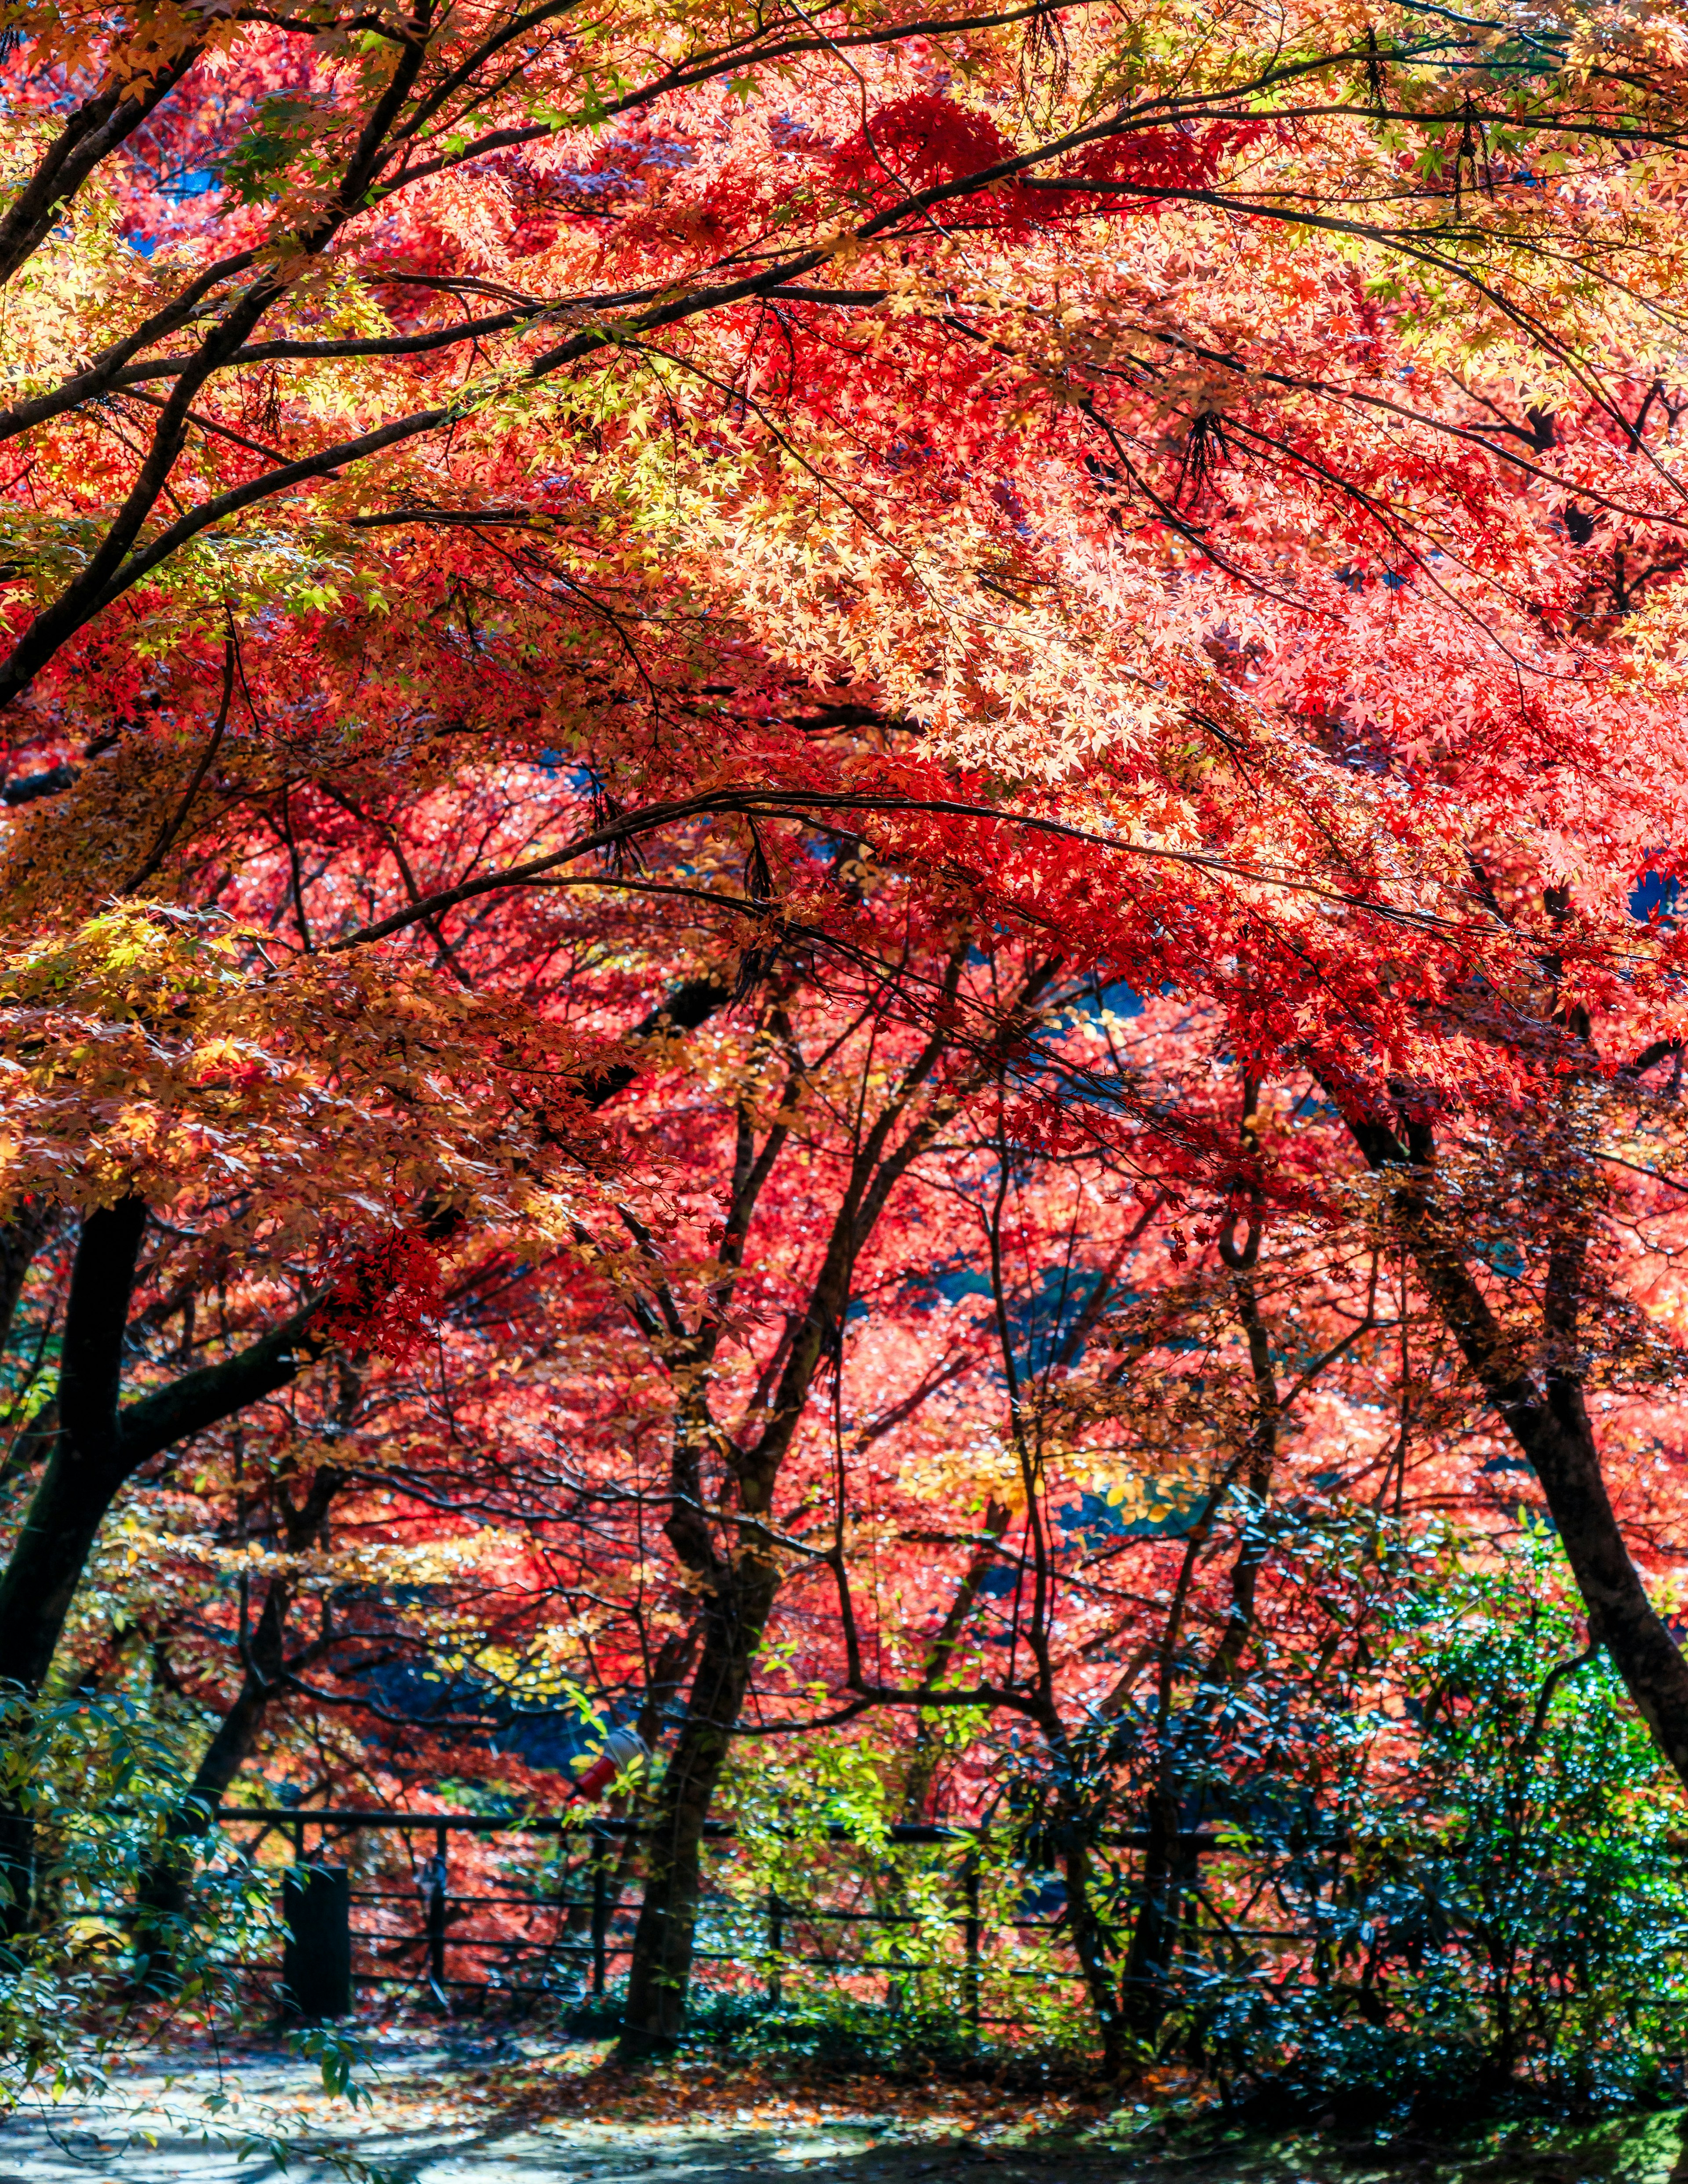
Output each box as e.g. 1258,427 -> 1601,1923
0,2038 -> 1138,2184
2,2038 -> 1681,2184
0,2110 -> 1089,2184
0,2105 -> 1121,2184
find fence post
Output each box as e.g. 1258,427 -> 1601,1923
962,1850 -> 981,2040
768,1886 -> 784,2006
589,1821 -> 609,1999
426,1821 -> 449,2006
282,1861 -> 352,2019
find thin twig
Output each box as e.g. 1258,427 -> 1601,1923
123,637 -> 236,893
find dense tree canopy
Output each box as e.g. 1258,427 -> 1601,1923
7,0 -> 1688,2079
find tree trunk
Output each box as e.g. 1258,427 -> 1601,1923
0,1198 -> 314,1934
1340,1105 -> 1688,1796
131,1443 -> 346,1986
1494,1380 -> 1688,1780
1120,1177 -> 1279,2050
1119,1782 -> 1187,2042
618,1557 -> 779,2050
553,1620 -> 702,1972
0,1412 -> 138,1699
611,952 -> 1046,2048
0,1300 -> 316,1700
131,1581 -> 292,1991
1063,1830 -> 1129,2075
0,1198 -> 146,1933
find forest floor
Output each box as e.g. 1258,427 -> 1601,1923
0,2033 -> 1684,2184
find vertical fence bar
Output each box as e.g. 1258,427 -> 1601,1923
426,1821 -> 449,2004
589,1821 -> 609,1998
962,1851 -> 981,2039
768,1886 -> 784,2005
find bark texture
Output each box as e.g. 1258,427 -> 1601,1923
619,1559 -> 781,2043
131,1462 -> 344,1988
1342,1102 -> 1688,1796
0,1200 -> 318,1933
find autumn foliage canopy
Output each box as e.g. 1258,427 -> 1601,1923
5,0 -> 1688,2083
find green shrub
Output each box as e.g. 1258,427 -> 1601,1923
1178,1529 -> 1688,2116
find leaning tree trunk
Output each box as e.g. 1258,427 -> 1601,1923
619,1555 -> 780,2049
1480,1372 -> 1688,1781
1342,1104 -> 1688,1799
1063,1830 -> 1131,2076
0,1199 -> 147,1934
0,1200 -> 147,1698
131,1443 -> 346,1987
131,1581 -> 292,1991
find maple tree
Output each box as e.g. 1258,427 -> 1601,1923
7,0 -> 1688,2075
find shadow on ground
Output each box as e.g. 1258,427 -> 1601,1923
1,2038 -> 1686,2184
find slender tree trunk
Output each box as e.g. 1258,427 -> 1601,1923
1119,1782 -> 1188,2042
0,1197 -> 312,1935
131,1440 -> 346,1985
131,1581 -> 292,1990
1490,1380 -> 1688,1775
0,1199 -> 147,1697
619,1558 -> 779,2049
553,1621 -> 702,1970
1339,1102 -> 1688,1793
0,1428 -> 138,1695
1064,1831 -> 1129,2075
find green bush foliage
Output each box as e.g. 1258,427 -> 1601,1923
1168,1529 -> 1688,2115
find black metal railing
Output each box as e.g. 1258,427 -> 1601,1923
213,1806 -> 1193,2020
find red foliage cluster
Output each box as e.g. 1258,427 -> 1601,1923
828,91 -> 1014,195
316,1232 -> 447,1365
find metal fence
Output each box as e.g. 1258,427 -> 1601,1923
214,1806 -> 1153,2021
139,1806 -> 1688,2059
